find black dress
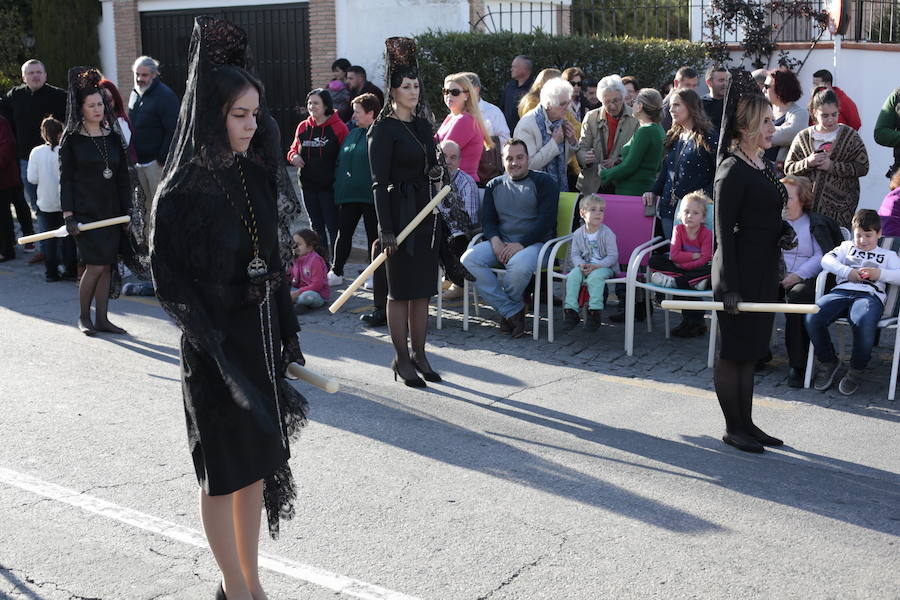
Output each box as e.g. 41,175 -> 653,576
712,156 -> 784,361
59,131 -> 131,264
151,157 -> 306,533
369,116 -> 438,300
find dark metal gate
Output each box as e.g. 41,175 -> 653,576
140,3 -> 311,152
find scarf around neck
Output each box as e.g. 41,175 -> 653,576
534,105 -> 567,192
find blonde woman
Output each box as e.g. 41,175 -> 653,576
518,68 -> 562,116
436,72 -> 493,182
712,74 -> 784,453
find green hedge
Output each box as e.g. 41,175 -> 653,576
416,30 -> 707,120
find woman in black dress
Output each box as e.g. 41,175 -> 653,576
60,67 -> 131,335
369,37 -> 442,387
151,18 -> 306,600
712,71 -> 788,453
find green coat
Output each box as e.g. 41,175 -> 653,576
600,122 -> 665,197
333,127 -> 373,205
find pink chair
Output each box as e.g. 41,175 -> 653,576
536,194 -> 658,342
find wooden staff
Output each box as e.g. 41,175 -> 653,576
17,215 -> 131,245
329,185 -> 451,313
286,362 -> 340,394
660,300 -> 819,314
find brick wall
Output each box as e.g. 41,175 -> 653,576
113,0 -> 141,92
309,0 -> 337,88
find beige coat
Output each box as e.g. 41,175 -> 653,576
576,106 -> 639,194
513,106 -> 576,173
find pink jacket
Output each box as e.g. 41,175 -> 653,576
289,251 -> 330,299
670,224 -> 713,270
437,112 -> 484,182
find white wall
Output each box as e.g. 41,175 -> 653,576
728,44 -> 900,211
334,0 -> 470,91
99,0 -> 117,86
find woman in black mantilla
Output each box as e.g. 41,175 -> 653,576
60,67 -> 132,335
712,69 -> 794,454
150,18 -> 306,600
369,37 -> 444,387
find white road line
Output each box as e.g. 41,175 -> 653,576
0,466 -> 422,600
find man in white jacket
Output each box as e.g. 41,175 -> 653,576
807,209 -> 900,395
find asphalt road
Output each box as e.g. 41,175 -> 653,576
1,256 -> 898,600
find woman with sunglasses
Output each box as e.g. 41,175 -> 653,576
436,73 -> 493,183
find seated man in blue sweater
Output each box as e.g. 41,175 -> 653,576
462,138 -> 558,338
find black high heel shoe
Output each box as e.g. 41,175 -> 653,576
215,582 -> 227,600
392,359 -> 426,388
411,357 -> 442,383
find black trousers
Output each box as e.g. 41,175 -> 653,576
41,211 -> 77,277
332,202 -> 377,276
648,254 -> 711,324
0,186 -> 16,258
777,277 -> 817,369
9,184 -> 33,237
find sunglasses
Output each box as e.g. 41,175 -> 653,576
442,88 -> 465,97
570,80 -> 582,87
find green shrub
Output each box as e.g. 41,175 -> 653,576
416,30 -> 706,119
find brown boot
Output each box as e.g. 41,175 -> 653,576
508,308 -> 527,338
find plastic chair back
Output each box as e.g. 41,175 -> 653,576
550,192 -> 579,265
597,193 -> 656,276
673,195 -> 715,231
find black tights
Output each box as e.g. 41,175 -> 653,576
387,297 -> 431,379
713,358 -> 769,438
79,264 -> 115,327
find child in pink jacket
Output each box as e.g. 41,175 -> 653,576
289,229 -> 330,314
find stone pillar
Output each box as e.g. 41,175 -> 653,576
309,0 -> 337,88
469,0 -> 487,31
112,0 -> 141,91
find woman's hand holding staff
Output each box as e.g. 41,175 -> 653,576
17,215 -> 131,245
329,185 -> 452,313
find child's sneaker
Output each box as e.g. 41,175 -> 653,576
838,367 -> 864,396
650,272 -> 676,288
327,270 -> 343,286
562,308 -> 580,330
813,359 -> 843,391
692,279 -> 709,291
585,309 -> 602,331
23,242 -> 35,253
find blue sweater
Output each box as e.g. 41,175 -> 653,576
651,130 -> 718,220
481,170 -> 558,246
127,78 -> 180,164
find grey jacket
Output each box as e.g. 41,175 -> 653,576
569,223 -> 618,268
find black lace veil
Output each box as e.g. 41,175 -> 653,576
156,16 -> 301,268
717,68 -> 766,167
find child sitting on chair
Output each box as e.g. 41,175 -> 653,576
648,190 -> 714,338
563,195 -> 618,331
808,209 -> 900,395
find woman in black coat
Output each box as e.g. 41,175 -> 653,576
151,18 -> 306,599
369,37 -> 442,387
60,68 -> 132,335
712,80 -> 787,454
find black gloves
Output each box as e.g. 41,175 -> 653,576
722,292 -> 742,315
281,334 -> 305,377
65,216 -> 79,237
379,232 -> 397,256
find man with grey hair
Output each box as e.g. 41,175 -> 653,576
501,55 -> 535,132
128,55 -> 179,204
576,74 -> 638,195
1,59 -> 66,258
513,77 -> 576,192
